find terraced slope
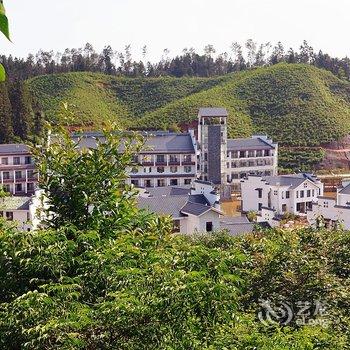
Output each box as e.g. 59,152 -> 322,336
27,64 -> 350,147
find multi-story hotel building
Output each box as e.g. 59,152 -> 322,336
0,144 -> 38,195
127,131 -> 198,188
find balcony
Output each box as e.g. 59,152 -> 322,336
141,161 -> 154,166
168,161 -> 180,166
182,161 -> 196,166
155,162 -> 167,166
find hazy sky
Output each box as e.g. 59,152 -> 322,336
2,0 -> 350,61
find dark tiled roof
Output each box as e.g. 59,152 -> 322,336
198,107 -> 228,117
72,132 -> 196,154
220,216 -> 254,236
227,137 -> 275,151
0,144 -> 30,155
339,183 -> 350,195
137,195 -> 188,218
145,186 -> 191,197
264,173 -> 319,189
137,187 -> 215,217
180,202 -> 213,216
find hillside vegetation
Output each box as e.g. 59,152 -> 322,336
28,64 -> 350,146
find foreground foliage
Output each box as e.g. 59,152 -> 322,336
1,225 -> 350,349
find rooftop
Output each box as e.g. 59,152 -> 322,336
72,132 -> 196,154
0,144 -> 30,155
227,136 -> 276,151
0,196 -> 32,211
220,216 -> 254,236
198,107 -> 228,117
263,173 -> 319,189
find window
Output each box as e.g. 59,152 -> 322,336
323,201 -> 329,208
304,183 -> 308,188
3,184 -> 10,192
27,170 -> 36,179
1,157 -> 8,165
300,190 -> 304,198
257,188 -> 263,199
5,212 -> 13,221
184,179 -> 192,185
312,190 -> 315,197
13,157 -> 20,165
170,179 -> 178,186
282,204 -> 287,212
132,155 -> 139,163
15,184 -> 23,192
27,183 -> 34,191
169,155 -> 179,163
25,156 -> 32,165
206,222 -> 213,232
227,162 -> 230,169
231,161 -> 238,168
2,171 -> 10,180
173,220 -> 181,233
157,167 -> 165,173
204,153 -> 208,161
239,151 -> 246,158
231,151 -> 238,158
157,179 -> 165,187
264,150 -> 270,156
248,150 -> 255,158
231,173 -> 239,180
156,155 -> 165,163
286,191 -> 290,199
15,171 -> 23,180
144,180 -> 152,187
170,166 -> 178,173
143,167 -> 151,173
258,203 -> 263,211
130,167 -> 139,174
256,150 -> 263,157
307,190 -> 311,197
184,166 -> 192,173
131,180 -> 139,187
183,155 -> 192,163
274,190 -> 278,196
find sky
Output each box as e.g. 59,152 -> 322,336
2,0 -> 350,61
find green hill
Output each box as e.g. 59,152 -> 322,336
28,64 -> 350,147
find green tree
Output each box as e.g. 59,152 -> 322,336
0,82 -> 13,142
33,125 -> 146,233
9,80 -> 34,140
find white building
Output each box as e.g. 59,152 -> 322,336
307,181 -> 350,230
0,190 -> 43,231
0,144 -> 39,195
137,180 -> 223,234
226,136 -> 278,191
241,173 -> 324,217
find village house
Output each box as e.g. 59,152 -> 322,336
0,144 -> 39,196
0,190 -> 43,231
307,181 -> 350,230
241,173 -> 324,218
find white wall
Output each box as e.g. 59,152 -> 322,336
241,176 -> 269,212
307,198 -> 350,230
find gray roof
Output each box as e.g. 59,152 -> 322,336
72,132 -> 196,154
263,173 -> 319,189
198,108 -> 228,117
227,137 -> 275,151
137,195 -> 188,218
0,196 -> 31,211
220,216 -> 254,236
180,201 -> 214,216
339,183 -> 350,195
0,144 -> 30,155
145,186 -> 191,197
137,186 -> 216,217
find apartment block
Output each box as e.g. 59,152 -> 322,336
0,144 -> 38,196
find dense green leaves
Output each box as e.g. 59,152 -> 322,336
1,223 -> 350,349
0,0 -> 10,41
